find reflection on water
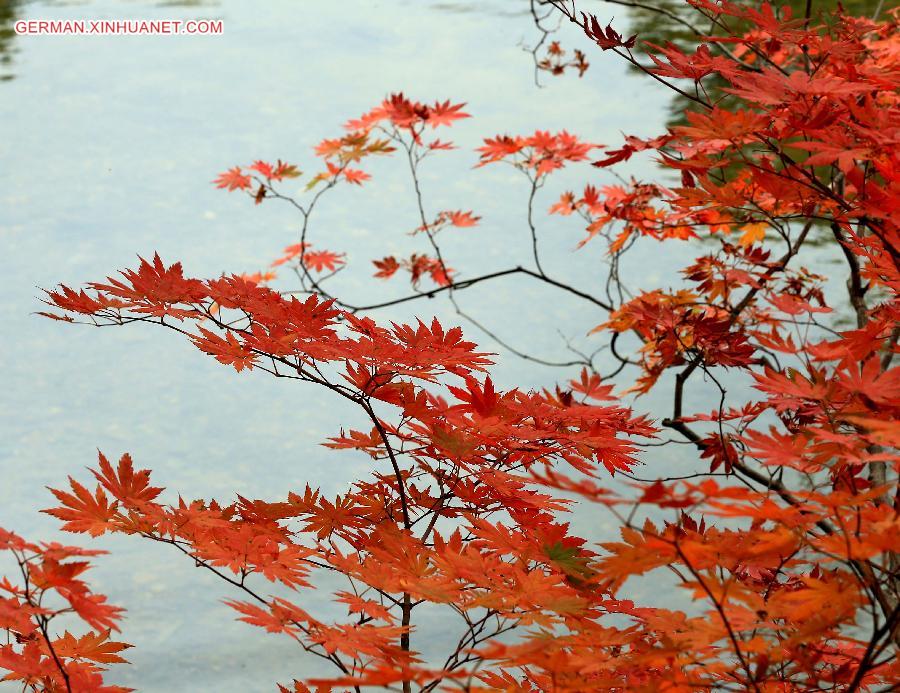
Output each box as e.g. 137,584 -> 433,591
620,0 -> 881,124
0,1 -> 23,80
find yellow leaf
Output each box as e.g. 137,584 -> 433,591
739,222 -> 767,246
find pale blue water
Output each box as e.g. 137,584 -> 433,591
0,1 -> 695,689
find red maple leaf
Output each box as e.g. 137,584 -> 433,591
213,167 -> 252,191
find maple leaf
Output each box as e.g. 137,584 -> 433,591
425,100 -> 470,128
89,452 -> 162,508
738,222 -> 767,246
581,14 -> 636,51
698,433 -> 739,473
372,256 -> 400,279
543,542 -> 597,584
191,327 -> 258,372
84,253 -> 207,319
224,599 -> 309,638
302,250 -> 346,273
315,137 -> 346,158
248,160 -> 274,179
277,681 -> 313,693
441,210 -> 481,227
238,269 -> 277,285
646,42 -> 733,81
342,167 -> 371,185
336,591 -> 396,622
42,286 -> 125,316
271,242 -> 310,267
476,135 -> 524,164
447,376 -> 501,418
838,358 -> 900,407
272,160 -> 301,180
549,191 -> 577,215
569,368 -> 614,401
52,630 -> 132,665
324,427 -> 384,457
767,293 -> 831,316
66,590 -> 125,632
44,480 -> 118,537
428,139 -> 454,150
213,167 -> 252,191
0,597 -> 38,636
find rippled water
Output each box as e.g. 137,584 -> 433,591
0,1 -> 701,688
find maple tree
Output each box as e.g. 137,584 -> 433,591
0,525 -> 130,692
3,0 -> 900,690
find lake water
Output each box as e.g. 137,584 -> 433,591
0,0 -> 746,689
